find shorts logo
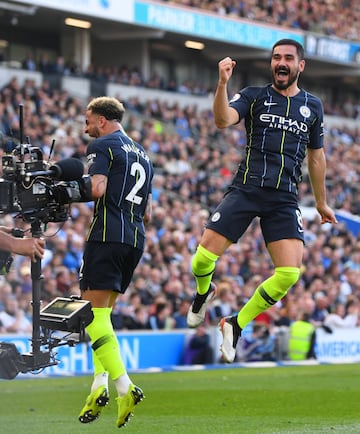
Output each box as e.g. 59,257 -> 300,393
211,212 -> 221,222
296,209 -> 304,232
299,106 -> 311,118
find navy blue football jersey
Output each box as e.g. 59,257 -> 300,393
229,84 -> 324,193
86,130 -> 153,250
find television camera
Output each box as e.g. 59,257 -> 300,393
0,141 -> 91,224
0,104 -> 94,380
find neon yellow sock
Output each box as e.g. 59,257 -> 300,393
86,307 -> 126,381
91,307 -> 113,376
191,244 -> 219,295
237,267 -> 300,329
92,352 -> 104,377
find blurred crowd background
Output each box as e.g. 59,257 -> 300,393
0,0 -> 359,363
162,0 -> 360,41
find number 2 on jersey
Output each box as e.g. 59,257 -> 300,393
125,162 -> 146,205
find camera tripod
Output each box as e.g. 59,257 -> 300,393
0,218 -> 93,379
20,219 -> 56,371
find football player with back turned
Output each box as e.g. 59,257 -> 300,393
78,96 -> 153,427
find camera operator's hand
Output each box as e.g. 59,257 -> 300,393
0,230 -> 45,262
13,237 -> 45,262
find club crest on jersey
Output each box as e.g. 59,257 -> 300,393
211,212 -> 221,222
299,105 -> 311,118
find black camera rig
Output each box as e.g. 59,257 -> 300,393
0,140 -> 91,225
0,104 -> 94,379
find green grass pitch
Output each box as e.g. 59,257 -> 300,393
1,364 -> 359,433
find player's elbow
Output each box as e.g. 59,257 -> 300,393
214,108 -> 238,129
215,120 -> 228,129
91,174 -> 107,198
91,185 -> 106,199
214,116 -> 233,129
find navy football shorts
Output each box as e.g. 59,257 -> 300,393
206,184 -> 305,245
79,241 -> 143,293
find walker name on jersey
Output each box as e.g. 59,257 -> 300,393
259,113 -> 308,134
121,143 -> 150,162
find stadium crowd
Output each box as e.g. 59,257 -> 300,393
0,73 -> 359,361
16,52 -> 360,120
160,0 -> 360,41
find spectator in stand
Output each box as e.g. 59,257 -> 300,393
0,281 -> 13,311
38,53 -> 54,74
133,275 -> 154,306
184,324 -> 214,365
124,305 -> 151,330
62,234 -> 84,272
311,291 -> 331,326
22,51 -> 37,71
0,295 -> 32,333
148,300 -> 175,330
53,56 -> 69,76
239,323 -> 276,362
323,298 -> 359,330
41,275 -> 62,303
1,63 -> 360,362
173,298 -> 192,328
112,291 -> 143,330
18,265 -> 32,303
55,266 -> 72,295
274,300 -> 299,327
145,266 -> 164,296
208,280 -> 236,324
160,0 -> 360,41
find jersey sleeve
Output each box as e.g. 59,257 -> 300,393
87,140 -> 111,176
229,87 -> 260,121
308,97 -> 325,149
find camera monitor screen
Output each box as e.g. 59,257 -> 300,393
40,297 -> 93,332
40,298 -> 90,319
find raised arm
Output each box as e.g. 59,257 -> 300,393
213,57 -> 240,129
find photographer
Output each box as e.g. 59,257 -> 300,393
0,226 -> 45,263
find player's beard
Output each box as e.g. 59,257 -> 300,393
272,67 -> 299,91
88,126 -> 101,138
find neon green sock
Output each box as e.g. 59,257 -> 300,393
86,307 -> 126,381
191,244 -> 219,295
92,352 -> 104,377
237,267 -> 300,329
91,307 -> 113,377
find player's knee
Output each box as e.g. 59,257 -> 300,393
191,245 -> 217,275
275,266 -> 301,291
191,250 -> 203,275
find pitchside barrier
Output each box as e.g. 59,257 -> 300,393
1,326 -> 360,377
